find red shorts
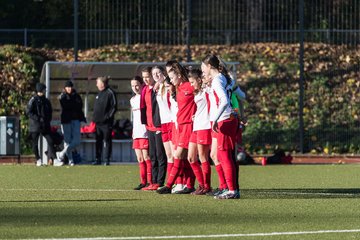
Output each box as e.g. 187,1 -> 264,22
132,138 -> 149,150
161,122 -> 173,142
189,129 -> 212,145
216,117 -> 238,151
171,123 -> 178,147
177,123 -> 192,149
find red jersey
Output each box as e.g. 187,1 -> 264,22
176,81 -> 196,125
144,86 -> 159,131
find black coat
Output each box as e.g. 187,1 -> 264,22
59,90 -> 86,124
92,87 -> 117,125
140,85 -> 161,128
26,95 -> 53,133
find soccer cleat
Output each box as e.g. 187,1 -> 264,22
234,190 -> 241,199
214,190 -> 238,199
171,184 -> 185,193
202,188 -> 212,195
103,160 -> 110,166
156,186 -> 172,194
174,187 -> 195,194
207,188 -> 227,196
141,184 -> 154,191
142,183 -> 160,191
133,183 -> 148,190
206,188 -> 219,196
69,160 -> 75,166
191,185 -> 206,195
148,183 -> 161,190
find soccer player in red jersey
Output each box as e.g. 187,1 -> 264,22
201,54 -> 239,199
157,62 -> 196,194
187,69 -> 212,195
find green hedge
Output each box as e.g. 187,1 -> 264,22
1,43 -> 359,154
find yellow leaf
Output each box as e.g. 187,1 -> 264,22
345,55 -> 351,63
323,147 -> 329,154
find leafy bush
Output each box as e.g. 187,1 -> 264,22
1,43 -> 360,154
0,45 -> 53,154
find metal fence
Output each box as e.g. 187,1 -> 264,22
1,0 -> 359,154
1,0 -> 359,48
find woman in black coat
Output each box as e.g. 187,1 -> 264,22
26,83 -> 56,166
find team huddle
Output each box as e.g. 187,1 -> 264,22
131,54 -> 246,200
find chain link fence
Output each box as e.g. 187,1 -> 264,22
1,0 -> 359,154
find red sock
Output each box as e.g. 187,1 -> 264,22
176,176 -> 183,184
215,164 -> 227,190
201,161 -> 211,189
176,163 -> 184,184
145,159 -> 153,184
166,158 -> 183,188
167,162 -> 174,177
139,161 -> 147,184
184,160 -> 195,189
190,162 -> 204,187
218,150 -> 236,191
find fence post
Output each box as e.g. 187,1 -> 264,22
186,0 -> 192,62
298,0 -> 305,153
74,0 -> 79,62
125,29 -> 129,45
24,28 -> 27,47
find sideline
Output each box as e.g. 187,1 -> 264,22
0,188 -> 133,192
24,229 -> 360,240
1,188 -> 359,197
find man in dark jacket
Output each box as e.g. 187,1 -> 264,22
92,76 -> 117,165
55,80 -> 86,166
26,82 -> 57,166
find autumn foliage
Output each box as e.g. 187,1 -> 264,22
1,43 -> 360,154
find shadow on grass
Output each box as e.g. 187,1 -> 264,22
244,188 -> 360,199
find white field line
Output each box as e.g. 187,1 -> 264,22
261,191 -> 358,196
23,229 -> 360,240
0,188 -> 358,197
0,188 -> 132,192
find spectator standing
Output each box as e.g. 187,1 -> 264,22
26,83 -> 56,166
55,80 -> 86,166
92,76 -> 117,165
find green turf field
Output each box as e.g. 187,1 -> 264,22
0,164 -> 359,239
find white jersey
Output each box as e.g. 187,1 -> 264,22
169,95 -> 178,128
209,73 -> 232,122
156,84 -> 172,124
130,94 -> 148,139
205,86 -> 216,122
193,90 -> 211,131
